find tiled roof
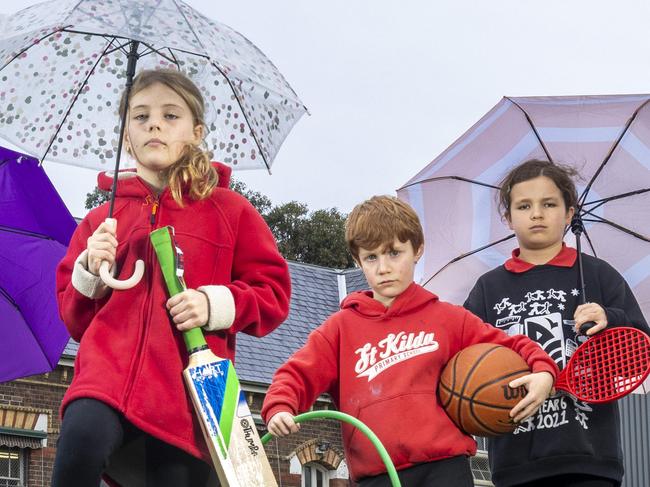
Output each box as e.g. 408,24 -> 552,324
62,340 -> 79,358
61,261 -> 367,386
342,266 -> 369,294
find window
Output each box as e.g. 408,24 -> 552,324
302,463 -> 329,487
0,448 -> 24,487
471,437 -> 493,486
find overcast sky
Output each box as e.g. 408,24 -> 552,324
3,0 -> 650,218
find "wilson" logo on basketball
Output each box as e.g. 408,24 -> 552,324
502,385 -> 528,400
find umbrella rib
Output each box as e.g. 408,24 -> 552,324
207,59 -> 273,172
580,212 -> 650,242
506,97 -> 553,162
58,28 -> 195,64
168,0 -> 273,171
166,48 -> 182,69
581,225 -> 597,257
578,98 -> 650,208
0,26 -> 70,73
39,36 -> 119,164
171,0 -> 209,56
0,224 -> 54,240
399,175 -> 500,191
0,285 -> 19,310
580,188 -> 650,213
64,0 -> 86,24
422,233 -> 516,287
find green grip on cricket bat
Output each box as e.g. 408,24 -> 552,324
151,227 -> 239,457
150,226 -> 207,352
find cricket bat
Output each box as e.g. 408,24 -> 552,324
150,226 -> 278,487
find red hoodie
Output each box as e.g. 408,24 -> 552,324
56,162 -> 290,462
262,283 -> 558,481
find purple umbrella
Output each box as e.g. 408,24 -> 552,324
0,145 -> 76,383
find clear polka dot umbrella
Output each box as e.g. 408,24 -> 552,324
0,0 -> 308,172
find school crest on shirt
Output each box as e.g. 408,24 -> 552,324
492,286 -> 593,432
354,331 -> 439,381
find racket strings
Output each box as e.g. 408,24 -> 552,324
568,328 -> 650,401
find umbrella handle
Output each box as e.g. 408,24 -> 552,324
99,259 -> 145,290
98,218 -> 145,290
579,321 -> 597,335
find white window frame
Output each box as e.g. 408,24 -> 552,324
0,447 -> 25,487
302,462 -> 330,487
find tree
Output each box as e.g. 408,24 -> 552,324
300,208 -> 355,268
230,178 -> 272,216
85,187 -> 110,210
84,177 -> 354,268
264,201 -> 310,262
264,203 -> 354,268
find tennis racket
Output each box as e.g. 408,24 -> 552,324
554,326 -> 650,403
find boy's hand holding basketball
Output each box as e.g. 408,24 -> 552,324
268,411 -> 300,437
509,371 -> 554,423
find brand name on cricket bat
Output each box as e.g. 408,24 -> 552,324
240,419 -> 260,456
355,330 -> 439,381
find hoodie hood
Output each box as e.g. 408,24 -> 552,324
341,282 -> 438,319
97,161 -> 232,193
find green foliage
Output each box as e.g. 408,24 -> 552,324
300,208 -> 355,269
264,201 -> 310,261
85,187 -> 111,210
230,179 -> 272,215
233,179 -> 353,268
84,177 -> 354,268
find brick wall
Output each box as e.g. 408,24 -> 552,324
0,365 -> 72,487
1,366 -> 350,486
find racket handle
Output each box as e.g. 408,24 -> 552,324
579,320 -> 597,335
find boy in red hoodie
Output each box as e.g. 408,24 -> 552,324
262,195 -> 558,487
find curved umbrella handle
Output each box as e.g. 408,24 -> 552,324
99,259 -> 145,290
98,218 -> 145,290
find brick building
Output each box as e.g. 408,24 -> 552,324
3,260 -> 647,486
0,261 -> 366,487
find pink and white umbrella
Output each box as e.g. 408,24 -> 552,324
398,95 -> 650,390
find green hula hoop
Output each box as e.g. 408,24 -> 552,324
261,410 -> 401,487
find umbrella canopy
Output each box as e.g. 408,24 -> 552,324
0,145 -> 76,383
0,0 -> 307,171
398,94 -> 650,320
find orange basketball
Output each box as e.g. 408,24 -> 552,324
438,343 -> 531,436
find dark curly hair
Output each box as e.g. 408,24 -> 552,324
498,159 -> 579,218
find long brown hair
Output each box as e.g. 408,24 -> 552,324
120,69 -> 218,205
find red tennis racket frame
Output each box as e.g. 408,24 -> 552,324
554,327 -> 650,403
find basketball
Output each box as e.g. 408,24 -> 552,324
438,343 -> 531,436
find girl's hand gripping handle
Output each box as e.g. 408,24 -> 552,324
98,218 -> 145,290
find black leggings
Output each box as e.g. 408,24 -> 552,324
51,398 -> 212,487
358,455 -> 474,487
512,474 -> 620,487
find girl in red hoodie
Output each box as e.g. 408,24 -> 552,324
52,69 -> 290,487
262,195 -> 557,487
